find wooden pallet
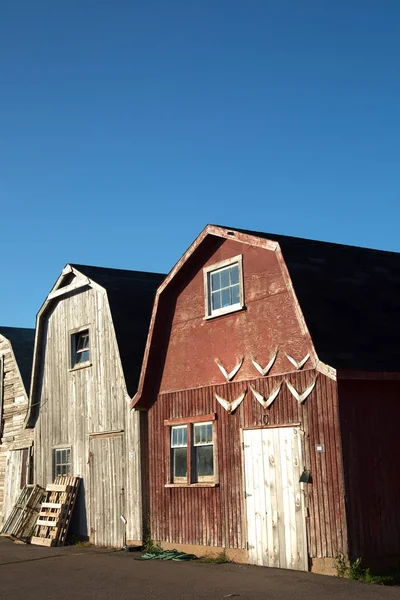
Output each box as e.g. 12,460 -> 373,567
31,476 -> 80,547
0,484 -> 45,542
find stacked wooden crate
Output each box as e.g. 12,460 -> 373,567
31,476 -> 80,547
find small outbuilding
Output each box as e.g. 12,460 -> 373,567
26,264 -> 164,547
0,326 -> 35,526
132,224 -> 400,573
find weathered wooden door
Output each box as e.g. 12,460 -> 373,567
89,433 -> 125,547
243,427 -> 308,571
2,449 -> 28,524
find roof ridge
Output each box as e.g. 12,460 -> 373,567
212,224 -> 400,256
70,263 -> 165,277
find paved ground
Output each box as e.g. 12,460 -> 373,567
0,538 -> 398,600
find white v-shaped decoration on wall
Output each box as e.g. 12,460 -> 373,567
285,352 -> 310,370
286,378 -> 317,404
215,390 -> 246,414
215,357 -> 243,382
251,349 -> 278,377
250,382 -> 282,409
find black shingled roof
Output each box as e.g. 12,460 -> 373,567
0,326 -> 35,393
219,226 -> 400,372
70,264 -> 165,396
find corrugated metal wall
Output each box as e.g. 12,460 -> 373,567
338,378 -> 400,561
148,370 -> 347,558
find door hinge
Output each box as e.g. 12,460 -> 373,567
244,491 -> 252,499
242,442 -> 250,449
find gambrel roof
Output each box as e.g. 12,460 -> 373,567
0,326 -> 35,393
226,227 -> 400,372
132,224 -> 400,408
70,265 -> 165,395
27,264 -> 165,426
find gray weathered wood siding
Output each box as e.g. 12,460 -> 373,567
34,285 -> 142,545
0,336 -> 33,526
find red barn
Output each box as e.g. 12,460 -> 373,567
132,225 -> 400,574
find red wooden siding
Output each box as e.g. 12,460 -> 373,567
159,239 -> 310,393
148,371 -> 347,558
338,378 -> 400,561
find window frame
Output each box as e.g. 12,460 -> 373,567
203,255 -> 244,319
52,446 -> 72,479
69,326 -> 91,370
164,414 -> 218,488
170,424 -> 188,483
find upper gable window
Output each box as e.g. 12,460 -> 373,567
70,328 -> 90,369
204,255 -> 244,318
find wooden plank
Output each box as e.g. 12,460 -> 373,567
45,484 -> 68,492
164,413 -> 216,426
262,428 -> 276,567
30,536 -> 54,546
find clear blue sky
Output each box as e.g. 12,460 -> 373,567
1,1 -> 400,327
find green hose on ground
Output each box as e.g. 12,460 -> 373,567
140,549 -> 197,561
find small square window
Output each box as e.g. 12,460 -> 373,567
204,256 -> 243,318
53,447 -> 71,479
70,329 -> 90,368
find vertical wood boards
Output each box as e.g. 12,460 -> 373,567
149,372 -> 347,560
243,427 -> 308,571
2,450 -> 24,523
34,285 -> 142,545
0,336 -> 33,527
89,434 -> 124,547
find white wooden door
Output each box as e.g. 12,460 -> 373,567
243,427 -> 308,571
89,434 -> 125,547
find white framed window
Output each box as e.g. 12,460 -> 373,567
53,447 -> 71,478
170,425 -> 188,482
167,417 -> 217,486
70,327 -> 90,369
193,422 -> 214,482
204,255 -> 244,318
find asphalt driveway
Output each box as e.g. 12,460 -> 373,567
0,538 -> 398,600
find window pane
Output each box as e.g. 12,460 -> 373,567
210,271 -> 220,292
77,333 -> 89,351
230,265 -> 239,285
77,350 -> 89,363
171,427 -> 178,446
221,287 -> 231,307
196,446 -> 214,477
194,424 -> 205,444
220,268 -> 230,289
231,284 -> 240,305
181,426 -> 187,446
171,426 -> 187,448
194,423 -> 213,445
212,291 -> 221,310
173,447 -> 187,478
194,426 -> 200,445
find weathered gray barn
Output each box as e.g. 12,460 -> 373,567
0,327 -> 35,526
26,264 -> 164,546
